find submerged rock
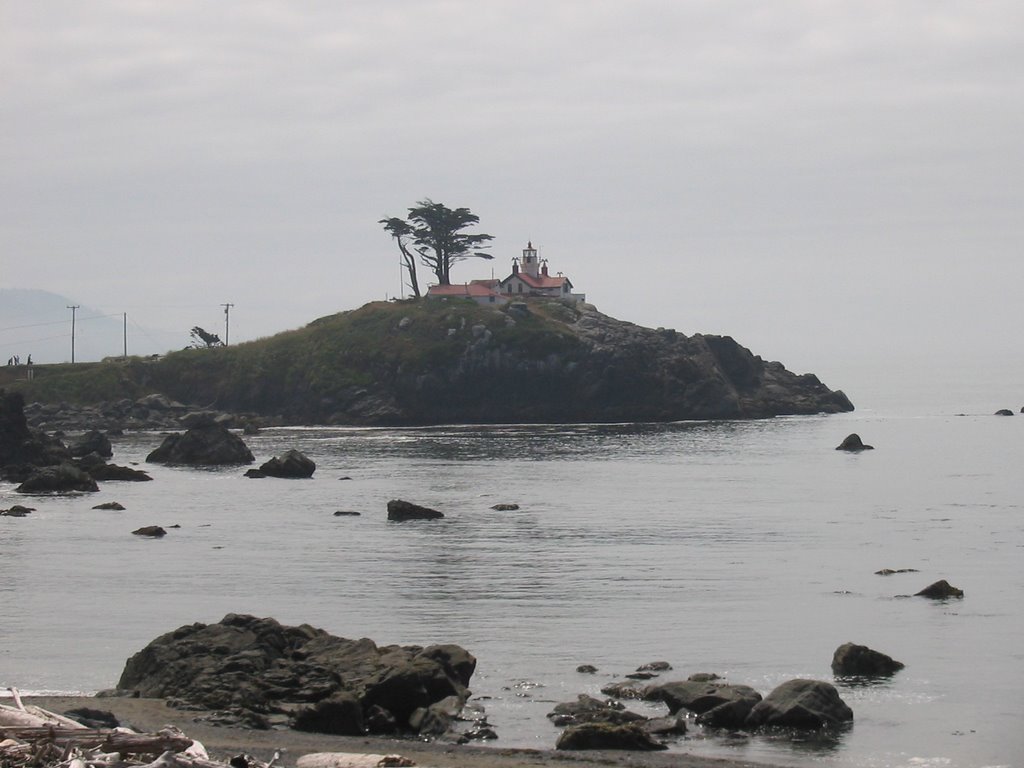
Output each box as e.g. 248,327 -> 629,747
600,680 -> 647,700
132,526 -> 167,537
915,579 -> 964,599
994,409 -> 1014,416
547,694 -> 644,727
0,504 -> 35,517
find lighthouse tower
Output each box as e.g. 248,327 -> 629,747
520,241 -> 541,278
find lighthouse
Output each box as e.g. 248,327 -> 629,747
520,241 -> 541,278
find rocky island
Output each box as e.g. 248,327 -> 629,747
1,299 -> 851,427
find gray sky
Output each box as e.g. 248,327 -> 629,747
3,1 -> 1022,401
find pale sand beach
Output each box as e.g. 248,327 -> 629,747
26,697 -> 785,768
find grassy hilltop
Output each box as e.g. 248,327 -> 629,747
0,299 -> 852,425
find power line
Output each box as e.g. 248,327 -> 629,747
67,305 -> 79,363
221,303 -> 234,346
0,312 -> 121,333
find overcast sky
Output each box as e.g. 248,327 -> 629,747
2,2 -> 1022,402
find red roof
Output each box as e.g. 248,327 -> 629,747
427,282 -> 503,298
509,273 -> 569,289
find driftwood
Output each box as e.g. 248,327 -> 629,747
0,693 -> 276,768
0,702 -> 87,730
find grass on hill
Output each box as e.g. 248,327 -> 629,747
0,299 -> 587,414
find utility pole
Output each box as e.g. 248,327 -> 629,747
221,303 -> 234,346
123,312 -> 128,359
67,305 -> 79,363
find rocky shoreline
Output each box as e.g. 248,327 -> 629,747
22,696 -> 784,768
22,394 -> 265,435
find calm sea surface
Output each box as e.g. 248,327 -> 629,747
2,376 -> 1021,768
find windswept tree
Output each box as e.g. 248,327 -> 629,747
379,216 -> 421,298
190,326 -> 222,348
380,199 -> 493,288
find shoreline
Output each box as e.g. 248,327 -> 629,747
24,696 -> 788,768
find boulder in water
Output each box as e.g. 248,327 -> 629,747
76,452 -> 152,481
146,424 -> 254,465
16,462 -> 98,493
915,579 -> 964,599
831,642 -> 904,677
646,679 -> 762,716
69,430 -> 113,458
258,449 -> 316,478
744,679 -> 853,729
836,433 -> 873,451
387,499 -> 444,521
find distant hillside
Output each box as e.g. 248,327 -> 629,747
0,288 -> 157,363
0,299 -> 853,425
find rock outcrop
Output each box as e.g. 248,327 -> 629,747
16,462 -> 98,494
10,301 -> 852,427
1,389 -> 71,477
115,614 -> 476,737
368,302 -> 854,424
146,425 -> 254,465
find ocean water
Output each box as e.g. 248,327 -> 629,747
2,380 -> 1022,768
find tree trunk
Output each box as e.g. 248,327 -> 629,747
397,244 -> 420,298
